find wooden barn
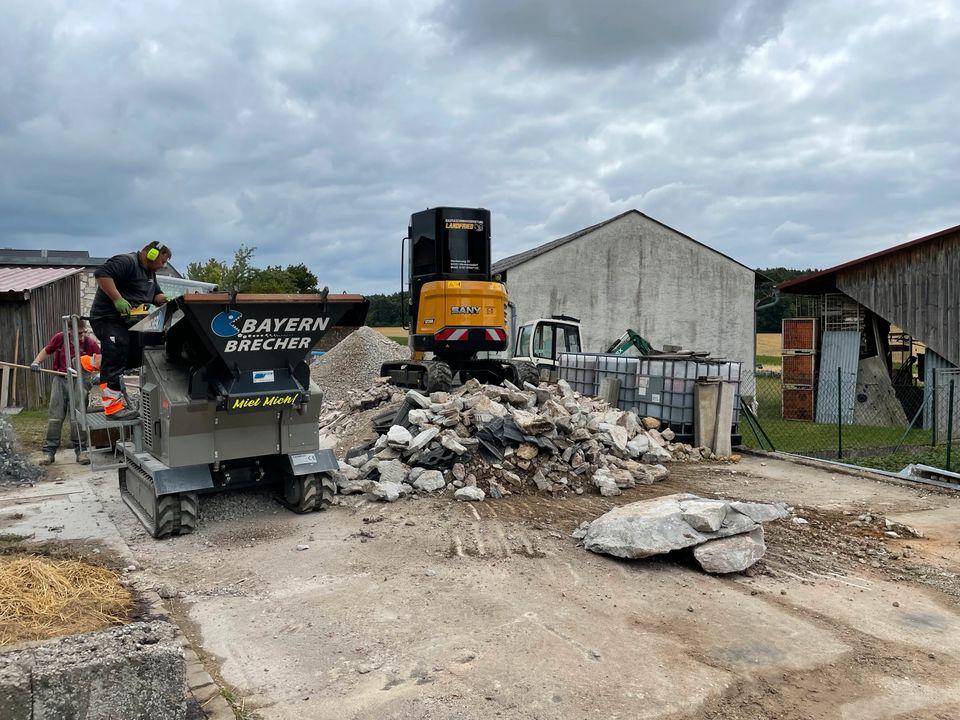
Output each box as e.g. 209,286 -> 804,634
0,266 -> 84,410
778,223 -> 959,432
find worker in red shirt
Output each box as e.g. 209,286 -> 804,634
30,320 -> 101,466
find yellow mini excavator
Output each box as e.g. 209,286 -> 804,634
381,207 -> 538,392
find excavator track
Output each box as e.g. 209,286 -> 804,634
276,471 -> 336,513
119,463 -> 198,539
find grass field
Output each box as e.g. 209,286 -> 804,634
756,333 -> 781,357
372,326 -> 408,345
741,376 -> 936,465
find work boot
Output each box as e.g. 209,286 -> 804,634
108,407 -> 140,421
75,451 -> 91,466
39,451 -> 55,466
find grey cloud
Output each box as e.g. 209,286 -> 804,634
0,0 -> 957,294
430,0 -> 793,68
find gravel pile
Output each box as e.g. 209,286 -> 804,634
319,377 -> 742,503
0,416 -> 44,487
310,327 -> 409,405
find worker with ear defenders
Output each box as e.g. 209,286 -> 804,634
88,241 -> 171,420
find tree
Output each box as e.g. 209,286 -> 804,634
221,245 -> 258,292
285,263 -> 319,293
755,267 -> 819,332
185,258 -> 227,287
365,292 -> 404,326
248,266 -> 299,293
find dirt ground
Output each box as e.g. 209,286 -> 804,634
5,454 -> 960,719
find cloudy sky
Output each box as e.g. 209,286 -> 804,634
1,0 -> 957,292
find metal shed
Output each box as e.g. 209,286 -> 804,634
0,266 -> 83,409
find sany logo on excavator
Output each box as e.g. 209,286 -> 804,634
211,310 -> 242,337
450,306 -> 481,314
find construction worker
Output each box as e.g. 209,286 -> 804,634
89,241 -> 171,419
30,320 -> 101,465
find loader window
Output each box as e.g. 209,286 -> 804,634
412,234 -> 437,276
517,324 -> 533,357
533,323 -> 554,360
444,227 -> 487,275
558,326 -> 581,353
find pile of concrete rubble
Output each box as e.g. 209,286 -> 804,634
574,493 -> 788,573
321,376 -> 740,502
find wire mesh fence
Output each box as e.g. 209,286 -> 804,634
740,366 -> 959,473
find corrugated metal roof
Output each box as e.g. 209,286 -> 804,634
0,266 -> 83,293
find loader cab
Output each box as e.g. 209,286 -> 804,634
514,316 -> 582,375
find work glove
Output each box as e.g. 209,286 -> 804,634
113,297 -> 132,316
30,362 -> 40,374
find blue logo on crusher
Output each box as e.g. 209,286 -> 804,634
211,310 -> 242,337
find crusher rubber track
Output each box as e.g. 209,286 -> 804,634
119,462 -> 198,539
276,471 -> 337,513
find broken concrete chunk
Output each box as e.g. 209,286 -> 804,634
407,409 -> 431,426
679,499 -> 729,532
581,493 -> 782,563
592,470 -> 622,497
532,471 -> 554,492
641,416 -> 661,430
454,487 -> 485,501
440,432 -> 468,455
377,459 -> 408,485
641,464 -> 669,483
661,428 -> 676,442
387,425 -> 413,447
642,446 -> 672,463
572,521 -> 591,540
511,409 -> 555,436
406,390 -> 432,408
369,481 -> 402,502
728,501 -> 789,523
694,527 -> 766,573
472,395 -> 509,418
413,470 -> 446,492
407,427 -> 440,454
598,423 -> 628,452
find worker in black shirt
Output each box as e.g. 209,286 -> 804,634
88,241 -> 171,419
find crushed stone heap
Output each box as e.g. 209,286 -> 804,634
319,377 -> 741,503
310,327 -> 409,406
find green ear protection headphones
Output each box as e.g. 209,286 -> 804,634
146,246 -> 160,261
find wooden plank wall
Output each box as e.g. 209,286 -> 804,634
837,230 -> 959,368
0,273 -> 82,409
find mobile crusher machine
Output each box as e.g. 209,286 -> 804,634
117,291 -> 368,538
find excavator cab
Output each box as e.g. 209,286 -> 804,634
382,207 -> 538,391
